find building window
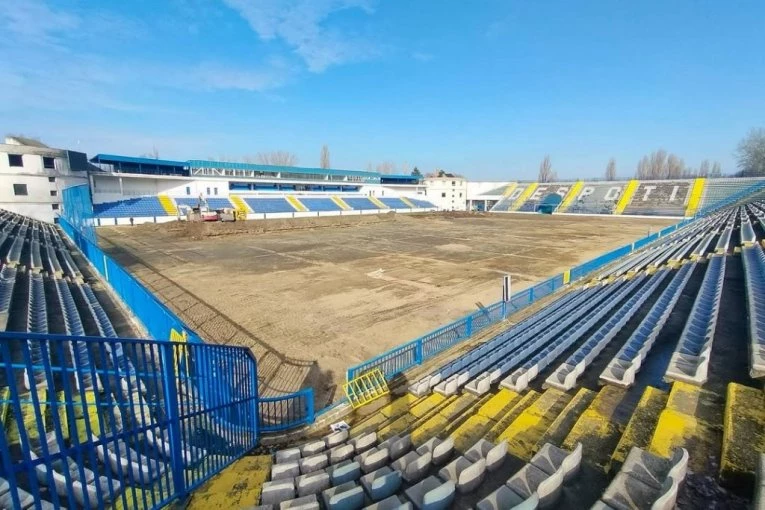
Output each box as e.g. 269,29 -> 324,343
48,176 -> 56,183
43,157 -> 55,169
50,190 -> 57,197
451,181 -> 455,186
459,192 -> 463,198
206,187 -> 210,195
441,192 -> 446,198
186,186 -> 191,195
51,203 -> 59,210
8,154 -> 23,167
13,184 -> 28,196
214,187 -> 218,195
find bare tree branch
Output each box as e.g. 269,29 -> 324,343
538,155 -> 555,182
320,145 -> 330,169
257,151 -> 298,166
710,161 -> 722,178
605,158 -> 617,181
698,160 -> 710,178
735,128 -> 765,176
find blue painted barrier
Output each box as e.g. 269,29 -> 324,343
60,206 -> 313,435
0,331 -> 258,510
258,388 -> 315,432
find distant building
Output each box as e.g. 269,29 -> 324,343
424,176 -> 468,210
0,136 -> 89,222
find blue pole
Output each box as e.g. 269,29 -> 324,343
161,342 -> 188,502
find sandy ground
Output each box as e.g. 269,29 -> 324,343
97,212 -> 674,406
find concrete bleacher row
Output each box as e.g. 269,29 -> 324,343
94,195 -> 437,220
251,199 -> 764,509
0,209 -> 251,509
491,177 -> 765,218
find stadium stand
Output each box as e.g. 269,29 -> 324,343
175,197 -> 234,210
622,181 -> 692,216
343,197 -> 381,210
243,198 -> 764,509
244,197 -> 298,213
93,197 -> 167,218
0,208 -> 257,509
379,198 -> 413,209
515,183 -> 574,213
565,182 -> 626,215
299,197 -> 344,212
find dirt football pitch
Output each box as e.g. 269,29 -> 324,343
97,212 -> 674,406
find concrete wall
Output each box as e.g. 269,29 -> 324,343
0,143 -> 88,222
423,177 -> 469,210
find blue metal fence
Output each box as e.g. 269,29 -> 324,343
58,211 -> 312,435
58,216 -> 201,346
0,331 -> 258,510
61,184 -> 96,244
258,388 -> 315,433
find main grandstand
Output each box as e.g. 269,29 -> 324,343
1,136 -> 765,510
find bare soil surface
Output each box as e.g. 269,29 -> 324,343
97,212 -> 673,406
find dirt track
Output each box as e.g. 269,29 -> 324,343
97,212 -> 673,406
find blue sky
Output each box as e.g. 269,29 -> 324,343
1,0 -> 763,180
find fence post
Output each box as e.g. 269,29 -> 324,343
415,339 -> 423,365
161,342 -> 188,502
466,316 -> 473,338
306,388 -> 315,425
529,286 -> 535,303
501,300 -> 507,319
251,354 -> 260,440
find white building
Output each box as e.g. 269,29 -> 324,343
423,176 -> 469,210
0,136 -> 89,222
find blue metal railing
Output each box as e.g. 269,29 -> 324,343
258,388 -> 315,433
0,331 -> 258,510
59,209 -> 312,436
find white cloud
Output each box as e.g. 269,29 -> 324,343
222,0 -> 379,72
189,58 -> 299,92
412,51 -> 434,62
3,0 -> 80,46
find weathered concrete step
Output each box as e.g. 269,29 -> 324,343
719,383 -> 765,490
649,381 -> 723,473
562,385 -> 627,470
535,387 -> 595,451
484,390 -> 540,443
609,386 -> 668,472
499,388 -> 572,460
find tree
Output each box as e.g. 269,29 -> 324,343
257,151 -> 298,166
698,160 -> 710,178
140,145 -> 160,159
538,155 -> 556,182
320,145 -> 330,169
376,161 -> 396,174
605,158 -> 617,181
635,155 -> 650,179
411,166 -> 422,177
710,161 -> 722,178
647,149 -> 668,179
735,128 -> 765,176
666,154 -> 684,179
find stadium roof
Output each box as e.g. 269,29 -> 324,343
91,154 -> 187,167
187,159 -> 379,178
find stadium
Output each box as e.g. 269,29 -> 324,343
0,133 -> 764,510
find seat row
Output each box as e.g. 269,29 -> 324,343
264,426 -> 583,510
545,268 -> 671,391
741,245 -> 765,379
501,275 -> 650,392
665,255 -> 726,385
591,447 -> 688,510
599,262 -> 696,387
